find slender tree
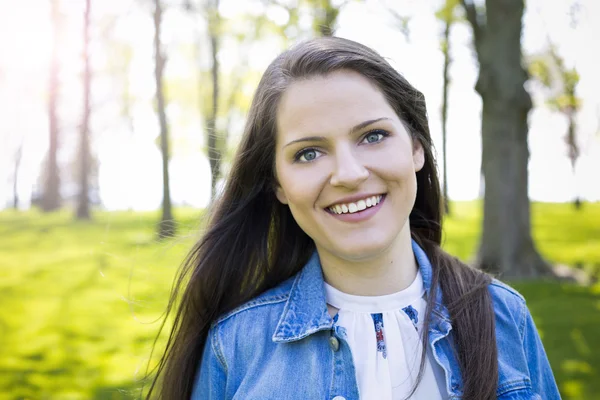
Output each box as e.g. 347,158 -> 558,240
529,45 -> 582,209
76,0 -> 92,220
42,0 -> 62,212
435,0 -> 461,215
206,0 -> 222,201
184,0 -> 224,203
13,143 -> 23,209
460,0 -> 552,278
154,0 -> 175,238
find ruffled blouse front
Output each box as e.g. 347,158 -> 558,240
324,271 -> 446,400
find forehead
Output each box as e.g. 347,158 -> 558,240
276,70 -> 398,139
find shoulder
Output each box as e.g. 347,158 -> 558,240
208,274 -> 296,346
218,279 -> 293,323
488,278 -> 528,340
204,274 -> 298,373
488,278 -> 525,303
485,280 -> 559,396
214,275 -> 295,328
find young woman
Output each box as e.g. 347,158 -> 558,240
148,37 -> 560,400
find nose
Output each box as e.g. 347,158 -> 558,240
329,147 -> 369,188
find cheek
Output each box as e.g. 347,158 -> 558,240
366,149 -> 416,181
278,172 -> 319,210
277,161 -> 331,206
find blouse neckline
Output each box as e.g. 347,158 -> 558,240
324,270 -> 425,313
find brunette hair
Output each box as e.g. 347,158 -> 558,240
146,37 -> 498,400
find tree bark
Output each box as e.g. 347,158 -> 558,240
76,0 -> 92,220
42,0 -> 61,212
461,0 -> 553,278
154,0 -> 175,238
441,19 -> 451,215
207,0 -> 221,202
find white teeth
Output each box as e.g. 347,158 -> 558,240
328,195 -> 384,215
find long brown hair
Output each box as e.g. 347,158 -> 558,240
147,37 -> 498,400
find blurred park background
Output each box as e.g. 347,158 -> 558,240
0,0 -> 599,399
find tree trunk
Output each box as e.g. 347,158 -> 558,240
42,0 -> 61,212
462,0 -> 552,278
13,144 -> 23,209
154,0 -> 175,238
566,111 -> 582,209
207,0 -> 221,202
76,0 -> 92,220
441,19 -> 451,215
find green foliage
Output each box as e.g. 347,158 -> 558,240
1,202 -> 599,399
528,46 -> 581,114
435,0 -> 461,23
305,0 -> 341,36
529,57 -> 553,88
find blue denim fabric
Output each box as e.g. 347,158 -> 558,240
192,240 -> 561,399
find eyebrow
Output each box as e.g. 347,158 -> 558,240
282,117 -> 391,148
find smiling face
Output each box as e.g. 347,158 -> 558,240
274,70 -> 424,263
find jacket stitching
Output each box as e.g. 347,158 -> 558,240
518,298 -> 528,342
211,324 -> 228,373
496,378 -> 532,395
489,279 -> 525,302
275,325 -> 333,342
215,294 -> 290,325
273,268 -> 305,338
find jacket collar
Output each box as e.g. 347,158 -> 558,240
272,250 -> 333,342
411,239 -> 451,323
272,239 -> 452,343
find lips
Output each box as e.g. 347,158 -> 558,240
327,194 -> 385,215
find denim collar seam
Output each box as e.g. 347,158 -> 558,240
215,294 -> 289,326
273,256 -> 334,342
272,267 -> 307,341
489,279 -> 526,302
273,325 -> 333,343
210,323 -> 228,374
497,378 -> 532,395
517,299 -> 528,341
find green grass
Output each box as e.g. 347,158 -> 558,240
0,209 -> 202,400
0,202 -> 599,399
443,201 -> 600,275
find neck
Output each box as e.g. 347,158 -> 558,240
318,224 -> 418,296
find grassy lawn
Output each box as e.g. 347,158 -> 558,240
0,202 -> 599,399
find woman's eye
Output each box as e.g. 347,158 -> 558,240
295,148 -> 321,162
363,130 -> 387,144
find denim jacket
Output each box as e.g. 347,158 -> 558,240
193,240 -> 561,399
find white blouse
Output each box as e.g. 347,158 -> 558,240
324,271 -> 447,400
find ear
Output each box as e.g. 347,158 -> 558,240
275,185 -> 289,205
412,140 -> 425,172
